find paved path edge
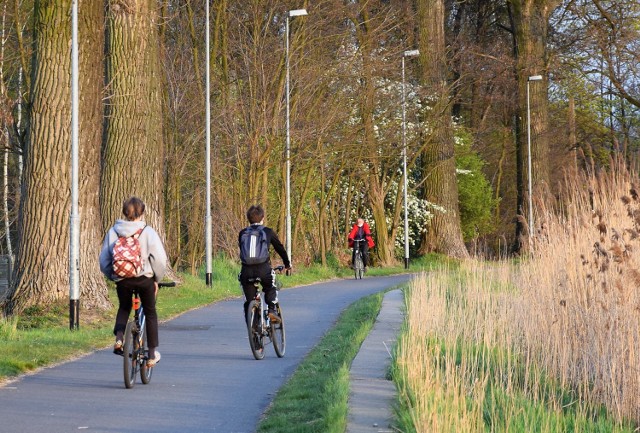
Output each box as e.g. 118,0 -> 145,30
346,288 -> 405,433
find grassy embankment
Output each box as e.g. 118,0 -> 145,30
394,169 -> 640,432
0,255 -> 416,382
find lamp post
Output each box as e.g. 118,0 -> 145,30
205,0 -> 212,286
402,49 -> 419,270
526,75 -> 542,237
69,0 -> 80,329
285,8 -> 307,263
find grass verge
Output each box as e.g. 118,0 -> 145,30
258,291 -> 385,433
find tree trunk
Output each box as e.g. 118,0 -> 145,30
416,0 -> 468,258
508,0 -> 557,248
103,0 -> 166,240
77,0 -> 109,308
8,0 -> 107,313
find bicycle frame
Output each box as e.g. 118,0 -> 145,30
353,238 -> 366,255
133,295 -> 146,348
122,281 -> 174,388
249,268 -> 280,337
123,290 -> 150,388
245,265 -> 286,359
352,239 -> 366,279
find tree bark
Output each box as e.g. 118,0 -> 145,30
77,0 -> 110,308
8,0 -> 108,314
416,0 -> 468,258
103,0 -> 166,239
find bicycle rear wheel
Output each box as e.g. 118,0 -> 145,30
139,324 -> 152,384
246,300 -> 265,360
123,321 -> 138,389
271,304 -> 286,358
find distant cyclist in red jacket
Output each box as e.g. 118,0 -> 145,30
348,218 -> 375,270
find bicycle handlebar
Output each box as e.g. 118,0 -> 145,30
158,281 -> 176,288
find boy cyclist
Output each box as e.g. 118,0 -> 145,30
238,205 -> 291,322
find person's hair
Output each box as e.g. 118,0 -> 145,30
247,205 -> 265,224
122,197 -> 146,221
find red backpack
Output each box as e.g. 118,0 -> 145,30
112,227 -> 145,278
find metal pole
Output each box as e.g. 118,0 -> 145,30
401,57 -> 409,269
205,0 -> 212,286
285,15 -> 291,262
69,0 -> 80,330
526,79 -> 533,238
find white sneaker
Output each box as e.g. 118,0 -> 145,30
147,351 -> 161,367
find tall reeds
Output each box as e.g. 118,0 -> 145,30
395,167 -> 639,431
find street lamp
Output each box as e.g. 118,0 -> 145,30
205,0 -> 212,286
401,49 -> 419,270
285,8 -> 307,264
69,0 -> 80,329
526,75 -> 542,238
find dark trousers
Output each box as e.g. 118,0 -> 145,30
239,263 -> 277,316
352,241 -> 370,267
114,275 -> 158,349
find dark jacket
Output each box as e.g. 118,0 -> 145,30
238,224 -> 291,268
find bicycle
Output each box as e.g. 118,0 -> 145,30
122,281 -> 175,389
245,265 -> 286,360
352,238 -> 366,279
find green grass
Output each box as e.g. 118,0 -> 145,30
258,291 -> 385,433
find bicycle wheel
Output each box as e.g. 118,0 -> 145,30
246,300 -> 265,360
354,253 -> 364,279
139,324 -> 152,384
271,304 -> 286,358
123,321 -> 138,389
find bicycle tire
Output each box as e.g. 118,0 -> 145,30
139,324 -> 152,384
123,321 -> 137,389
354,253 -> 364,279
271,304 -> 286,358
246,300 -> 265,360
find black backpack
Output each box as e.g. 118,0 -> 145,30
240,225 -> 270,265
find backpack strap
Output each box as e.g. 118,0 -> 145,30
115,225 -> 146,239
133,225 -> 146,239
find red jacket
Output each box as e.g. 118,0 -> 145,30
348,223 -> 375,249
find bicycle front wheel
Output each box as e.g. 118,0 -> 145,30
123,321 -> 138,389
246,301 -> 265,360
139,324 -> 152,384
354,254 -> 364,279
271,304 -> 286,358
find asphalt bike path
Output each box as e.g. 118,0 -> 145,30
0,274 -> 412,433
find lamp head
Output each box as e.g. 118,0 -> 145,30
528,75 -> 543,81
289,9 -> 308,17
403,49 -> 420,57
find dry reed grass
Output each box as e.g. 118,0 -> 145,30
396,167 -> 640,431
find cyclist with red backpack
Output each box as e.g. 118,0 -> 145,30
239,205 -> 291,323
99,196 -> 167,368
